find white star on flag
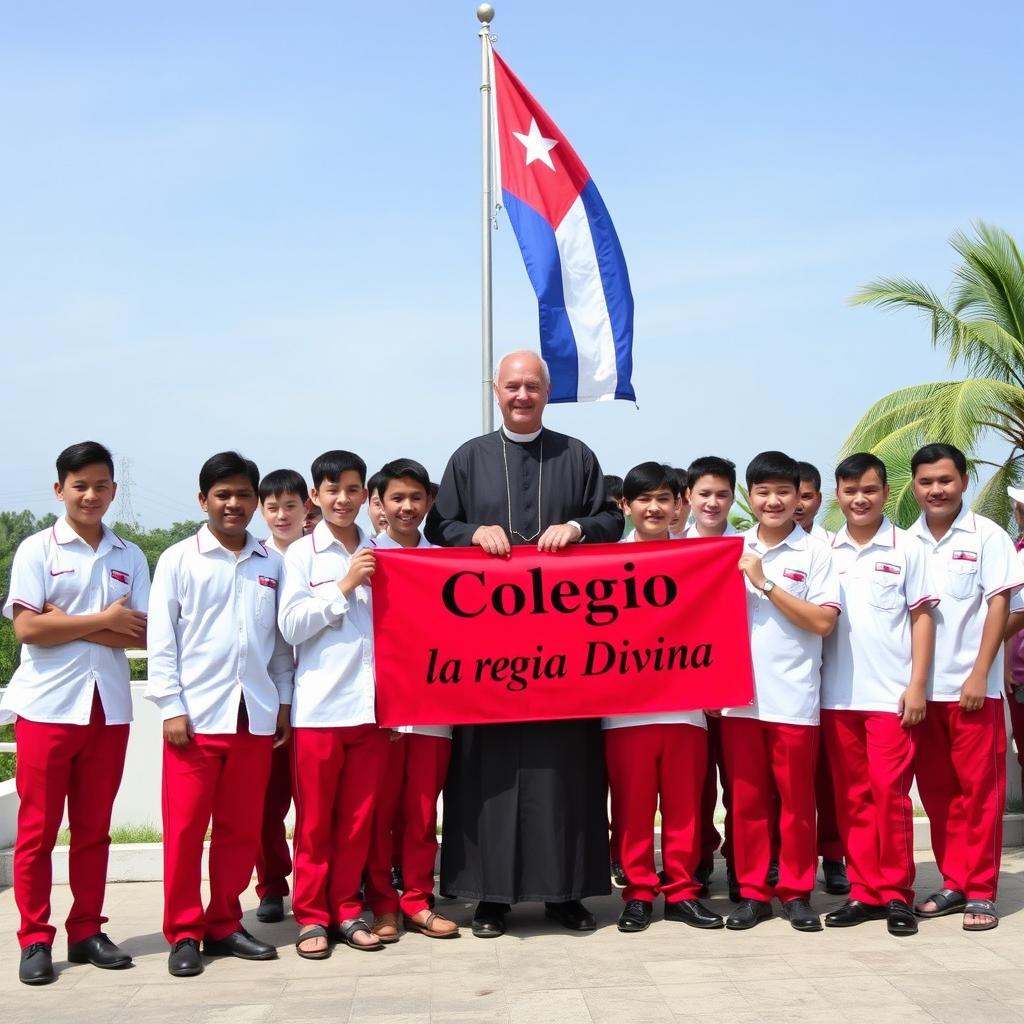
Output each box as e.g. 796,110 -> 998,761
512,118 -> 559,171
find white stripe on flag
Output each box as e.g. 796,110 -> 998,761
553,196 -> 619,402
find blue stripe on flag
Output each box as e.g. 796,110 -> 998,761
502,189 -> 579,403
578,180 -> 635,402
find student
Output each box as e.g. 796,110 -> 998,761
908,443 -> 1023,931
278,450 -> 389,959
820,453 -> 937,936
302,499 -> 323,536
602,463 -> 720,933
146,452 -> 293,978
253,469 -> 309,925
366,471 -> 389,538
722,451 -> 840,932
794,460 -> 848,896
1004,487 -> 1024,795
682,456 -> 739,898
364,458 -> 459,942
3,442 -> 149,986
667,466 -> 691,539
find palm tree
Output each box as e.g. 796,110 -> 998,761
832,221 -> 1024,529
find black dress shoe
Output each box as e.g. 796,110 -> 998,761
168,938 -> 203,977
725,899 -> 772,930
203,928 -> 277,960
544,900 -> 597,931
19,943 -> 54,985
726,865 -> 740,903
471,901 -> 508,938
695,861 -> 713,899
886,900 -> 918,936
781,898 -> 822,932
617,899 -> 653,932
664,899 -> 724,929
256,895 -> 285,923
610,861 -> 627,889
824,900 -> 886,928
67,932 -> 132,969
822,859 -> 851,895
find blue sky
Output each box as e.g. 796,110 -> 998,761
2,1 -> 1022,526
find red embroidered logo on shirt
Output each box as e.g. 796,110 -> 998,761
782,568 -> 807,582
110,570 -> 130,584
952,550 -> 978,562
258,576 -> 278,590
875,562 -> 901,575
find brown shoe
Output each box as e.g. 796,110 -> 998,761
371,912 -> 401,944
404,908 -> 460,939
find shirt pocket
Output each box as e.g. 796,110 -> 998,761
780,575 -> 809,600
869,578 -> 901,611
945,561 -> 979,600
253,582 -> 277,629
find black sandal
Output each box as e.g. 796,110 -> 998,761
295,924 -> 331,960
963,899 -> 998,931
337,917 -> 384,951
914,888 -> 966,918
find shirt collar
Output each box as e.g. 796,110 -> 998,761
195,523 -> 267,559
832,517 -> 896,551
373,530 -> 429,549
745,521 -> 808,553
500,425 -> 543,443
52,517 -> 125,553
311,517 -> 368,554
911,502 -> 975,543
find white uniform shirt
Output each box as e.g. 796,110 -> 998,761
723,523 -> 840,726
908,506 -> 1024,701
1,519 -> 150,726
807,523 -> 834,544
603,532 -> 706,731
279,519 -> 376,728
821,519 -> 939,711
682,522 -> 739,539
373,531 -> 451,740
145,526 -> 293,735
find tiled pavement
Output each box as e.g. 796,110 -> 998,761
2,850 -> 1024,1023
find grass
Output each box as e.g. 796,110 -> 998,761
55,823 -> 163,846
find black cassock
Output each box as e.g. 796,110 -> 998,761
425,427 -> 624,902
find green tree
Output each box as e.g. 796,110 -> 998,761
831,222 -> 1024,529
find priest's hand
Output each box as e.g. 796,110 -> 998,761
537,522 -> 583,552
472,525 -> 511,557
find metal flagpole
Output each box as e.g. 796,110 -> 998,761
477,3 -> 495,435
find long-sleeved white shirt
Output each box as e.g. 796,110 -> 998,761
145,525 -> 293,735
278,519 -> 376,728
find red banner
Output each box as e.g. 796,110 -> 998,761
371,538 -> 754,726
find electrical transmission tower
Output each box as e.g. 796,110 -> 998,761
115,456 -> 140,529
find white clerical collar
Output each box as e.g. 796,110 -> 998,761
501,425 -> 543,443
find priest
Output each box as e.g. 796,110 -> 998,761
425,349 -> 624,937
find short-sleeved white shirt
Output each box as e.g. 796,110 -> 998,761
723,523 -> 840,726
279,519 -> 376,728
145,526 -> 293,735
1,518 -> 150,726
908,506 -> 1024,700
603,532 -> 706,731
373,531 -> 451,740
821,519 -> 939,711
682,522 -> 739,540
807,523 -> 834,545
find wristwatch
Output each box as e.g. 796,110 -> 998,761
761,579 -> 776,596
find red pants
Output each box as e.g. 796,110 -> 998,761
255,743 -> 292,900
720,717 -> 818,901
161,727 -> 273,943
1007,691 -> 1024,795
366,733 -> 451,917
291,724 -> 389,927
915,698 -> 1006,900
821,710 -> 916,904
604,723 -> 707,903
13,694 -> 128,947
816,745 -> 844,862
699,716 -> 730,868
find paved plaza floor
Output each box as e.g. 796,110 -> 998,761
2,850 -> 1024,1023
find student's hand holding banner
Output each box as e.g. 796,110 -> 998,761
372,537 -> 754,726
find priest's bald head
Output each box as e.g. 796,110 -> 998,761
494,349 -> 551,435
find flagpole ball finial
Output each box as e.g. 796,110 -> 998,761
476,3 -> 495,24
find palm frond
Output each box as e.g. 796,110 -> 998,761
971,455 -> 1024,528
950,222 -> 1024,346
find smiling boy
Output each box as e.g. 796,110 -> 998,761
4,442 -> 150,985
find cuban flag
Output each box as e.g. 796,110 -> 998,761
490,48 -> 635,404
